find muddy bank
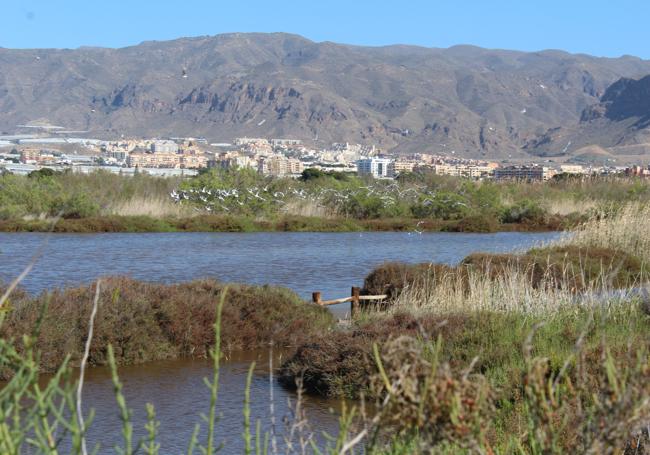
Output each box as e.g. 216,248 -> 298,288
0,213 -> 575,234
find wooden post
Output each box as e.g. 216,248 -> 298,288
351,287 -> 361,319
312,291 -> 321,305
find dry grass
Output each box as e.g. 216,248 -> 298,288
363,251 -> 646,317
569,202 -> 650,264
106,196 -> 193,218
544,198 -> 598,216
361,205 -> 650,317
280,199 -> 335,218
386,265 -> 620,316
389,259 -> 646,317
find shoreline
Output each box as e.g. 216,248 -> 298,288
0,214 -> 571,234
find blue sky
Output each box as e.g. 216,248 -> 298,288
2,0 -> 649,58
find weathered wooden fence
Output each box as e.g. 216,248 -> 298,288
312,286 -> 388,318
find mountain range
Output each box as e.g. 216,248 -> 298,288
2,32 -> 650,162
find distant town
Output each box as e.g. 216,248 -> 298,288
1,129 -> 649,181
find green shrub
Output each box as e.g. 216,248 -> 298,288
54,192 -> 101,218
501,200 -> 547,224
446,214 -> 500,233
1,277 -> 334,375
411,192 -> 470,220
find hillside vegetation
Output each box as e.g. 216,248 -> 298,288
3,168 -> 650,233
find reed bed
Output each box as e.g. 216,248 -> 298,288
107,195 -> 194,218
387,261 -> 646,317
363,202 -> 650,316
569,202 -> 650,264
279,200 -> 335,218
544,197 -> 598,216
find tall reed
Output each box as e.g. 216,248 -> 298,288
569,202 -> 650,264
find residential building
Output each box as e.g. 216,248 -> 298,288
357,158 -> 393,178
258,156 -> 304,176
625,165 -> 650,177
559,164 -> 587,175
127,152 -> 180,168
107,150 -> 128,161
494,165 -> 554,181
271,138 -> 302,147
19,148 -> 60,165
431,164 -> 494,179
211,154 -> 257,170
151,140 -> 179,153
19,148 -> 41,164
288,158 -> 304,175
388,160 -> 416,177
179,153 -> 208,169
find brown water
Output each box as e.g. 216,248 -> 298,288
76,352 -> 342,453
0,231 -> 562,452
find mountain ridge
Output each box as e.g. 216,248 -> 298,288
2,32 -> 650,161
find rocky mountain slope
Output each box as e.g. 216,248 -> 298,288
2,32 -> 650,160
525,75 -> 650,162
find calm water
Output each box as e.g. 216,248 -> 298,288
0,231 -> 561,452
75,352 -> 341,454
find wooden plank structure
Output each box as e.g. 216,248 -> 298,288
312,286 -> 388,318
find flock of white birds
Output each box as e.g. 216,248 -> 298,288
170,181 -> 469,215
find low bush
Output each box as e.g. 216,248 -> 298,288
53,215 -> 176,233
368,332 -> 650,453
280,306 -> 650,451
1,277 -> 334,375
172,214 -> 257,232
500,199 -> 547,224
362,245 -> 646,305
445,214 -> 500,233
462,245 -> 646,291
362,262 -> 456,299
279,312 -> 461,397
274,215 -> 361,232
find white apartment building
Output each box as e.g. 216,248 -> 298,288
357,158 -> 393,178
151,140 -> 179,153
433,164 -> 494,179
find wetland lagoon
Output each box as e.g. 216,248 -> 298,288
0,231 -> 560,452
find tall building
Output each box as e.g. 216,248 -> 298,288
357,158 -> 393,178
